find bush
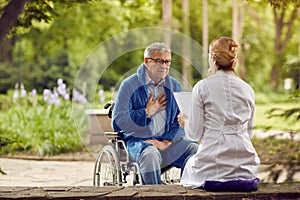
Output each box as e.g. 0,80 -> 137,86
0,94 -> 12,111
0,100 -> 84,156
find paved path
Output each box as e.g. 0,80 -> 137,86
254,130 -> 300,140
0,158 -> 94,187
1,157 -> 300,187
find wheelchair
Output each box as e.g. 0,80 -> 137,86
93,101 -> 180,186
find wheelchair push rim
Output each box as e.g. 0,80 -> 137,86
93,145 -> 122,186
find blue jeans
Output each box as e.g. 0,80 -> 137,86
136,139 -> 198,185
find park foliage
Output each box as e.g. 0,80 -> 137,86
0,0 -> 299,93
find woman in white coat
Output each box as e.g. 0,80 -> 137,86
178,36 -> 260,191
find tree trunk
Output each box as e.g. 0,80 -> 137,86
182,0 -> 192,90
297,7 -> 300,90
232,0 -> 239,42
232,0 -> 246,80
202,0 -> 208,78
0,0 -> 29,47
162,0 -> 172,44
0,38 -> 14,63
270,4 -> 298,89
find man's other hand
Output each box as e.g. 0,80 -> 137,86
144,139 -> 172,151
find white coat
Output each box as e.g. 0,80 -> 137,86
180,70 -> 260,188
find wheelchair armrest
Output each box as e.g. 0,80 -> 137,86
104,131 -> 124,139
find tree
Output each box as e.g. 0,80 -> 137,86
0,0 -> 29,47
162,0 -> 173,44
201,0 -> 208,78
0,0 -> 91,47
268,0 -> 300,89
182,0 -> 192,90
232,0 -> 246,80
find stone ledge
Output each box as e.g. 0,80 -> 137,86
0,183 -> 299,199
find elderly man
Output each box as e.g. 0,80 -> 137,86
112,42 -> 198,185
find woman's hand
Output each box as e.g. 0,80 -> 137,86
177,112 -> 188,128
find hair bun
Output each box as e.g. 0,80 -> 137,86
209,37 -> 238,71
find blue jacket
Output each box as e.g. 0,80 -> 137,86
112,63 -> 184,158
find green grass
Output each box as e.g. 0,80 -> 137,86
255,102 -> 299,131
254,90 -> 299,132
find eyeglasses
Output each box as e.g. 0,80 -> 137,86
147,57 -> 171,66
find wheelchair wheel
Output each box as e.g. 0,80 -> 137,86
93,145 -> 122,186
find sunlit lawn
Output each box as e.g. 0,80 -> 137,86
254,102 -> 299,131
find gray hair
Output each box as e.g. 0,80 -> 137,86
144,42 -> 171,58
